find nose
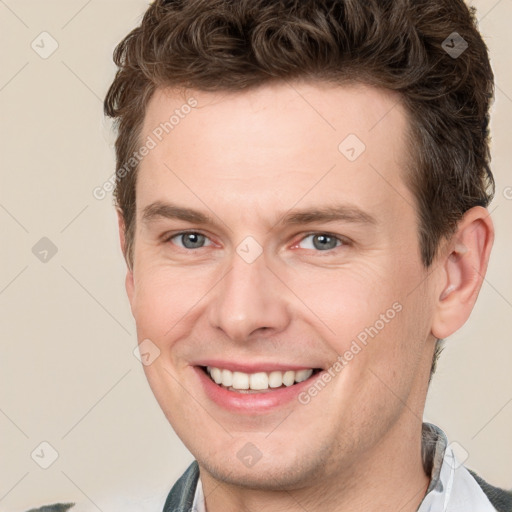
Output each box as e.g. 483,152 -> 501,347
207,249 -> 292,343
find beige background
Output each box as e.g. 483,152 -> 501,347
0,0 -> 511,510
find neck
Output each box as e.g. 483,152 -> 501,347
200,419 -> 430,512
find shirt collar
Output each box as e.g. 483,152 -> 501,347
191,471 -> 205,512
418,422 -> 496,511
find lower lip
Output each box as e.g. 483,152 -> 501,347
194,366 -> 321,413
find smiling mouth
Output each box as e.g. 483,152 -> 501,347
200,366 -> 322,393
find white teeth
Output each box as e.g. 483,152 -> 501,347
210,367 -> 222,384
282,370 -> 295,387
232,371 -> 249,390
206,366 -> 316,391
249,372 -> 269,390
221,369 -> 233,387
268,371 -> 283,388
295,369 -> 313,382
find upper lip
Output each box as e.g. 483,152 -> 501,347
193,360 -> 323,373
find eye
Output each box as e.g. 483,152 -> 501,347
168,231 -> 213,249
296,233 -> 344,251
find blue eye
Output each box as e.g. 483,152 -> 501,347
298,233 -> 343,251
169,232 -> 212,249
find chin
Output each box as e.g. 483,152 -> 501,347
196,443 -> 336,491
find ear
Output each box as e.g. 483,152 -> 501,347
116,208 -> 135,306
431,206 -> 494,339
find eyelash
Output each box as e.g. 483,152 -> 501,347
163,230 -> 349,253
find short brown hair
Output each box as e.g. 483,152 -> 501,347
104,0 -> 495,375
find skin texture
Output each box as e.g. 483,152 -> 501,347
117,81 -> 494,511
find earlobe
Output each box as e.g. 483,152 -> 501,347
432,207 -> 494,339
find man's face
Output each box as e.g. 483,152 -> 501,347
124,82 -> 438,489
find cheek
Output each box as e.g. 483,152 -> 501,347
286,263 -> 398,346
332,272 -> 434,413
130,266 -> 207,342
293,257 -> 429,381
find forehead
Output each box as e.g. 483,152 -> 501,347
141,81 -> 409,157
137,81 -> 414,227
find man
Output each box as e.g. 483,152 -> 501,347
100,0 -> 510,510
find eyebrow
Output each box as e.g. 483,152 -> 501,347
278,205 -> 377,227
141,200 -> 377,229
142,201 -> 212,225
